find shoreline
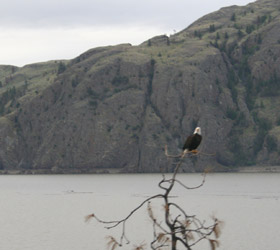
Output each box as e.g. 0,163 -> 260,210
0,165 -> 280,175
235,166 -> 280,173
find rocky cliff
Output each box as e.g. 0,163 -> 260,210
0,0 -> 280,173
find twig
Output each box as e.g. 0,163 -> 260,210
165,145 -> 183,158
164,145 -> 215,158
174,173 -> 206,190
93,194 -> 164,229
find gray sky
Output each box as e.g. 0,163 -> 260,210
0,0 -> 254,66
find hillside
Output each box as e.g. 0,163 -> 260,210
0,0 -> 280,173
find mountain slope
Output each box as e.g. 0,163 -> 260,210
0,0 -> 280,173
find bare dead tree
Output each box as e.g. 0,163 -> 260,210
85,146 -> 222,250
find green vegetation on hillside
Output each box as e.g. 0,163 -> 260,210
0,0 -> 280,173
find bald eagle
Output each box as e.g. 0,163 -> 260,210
183,127 -> 202,153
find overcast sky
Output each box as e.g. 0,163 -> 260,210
0,0 -> 255,67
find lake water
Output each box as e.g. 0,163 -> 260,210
0,173 -> 280,250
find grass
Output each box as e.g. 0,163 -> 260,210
0,60 -> 68,114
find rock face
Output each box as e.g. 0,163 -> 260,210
0,0 -> 280,173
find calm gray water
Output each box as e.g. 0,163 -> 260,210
0,173 -> 280,250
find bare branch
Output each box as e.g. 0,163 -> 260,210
158,176 -> 169,191
176,237 -> 192,250
168,202 -> 191,219
165,145 -> 183,158
91,194 -> 164,229
173,173 -> 206,190
164,145 -> 215,158
120,222 -> 130,245
189,220 -> 220,247
88,143 -> 221,250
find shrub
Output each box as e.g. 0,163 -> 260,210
209,24 -> 216,32
257,15 -> 267,25
71,78 -> 79,88
238,29 -> 245,38
258,117 -> 272,131
224,32 -> 229,39
87,87 -> 99,98
89,100 -> 98,108
246,25 -> 255,34
226,108 -> 238,120
57,62 -> 66,74
112,75 -> 129,86
194,30 -> 202,39
266,135 -> 278,152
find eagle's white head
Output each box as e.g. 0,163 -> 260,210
193,127 -> 201,135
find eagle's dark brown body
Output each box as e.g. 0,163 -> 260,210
183,127 -> 202,152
